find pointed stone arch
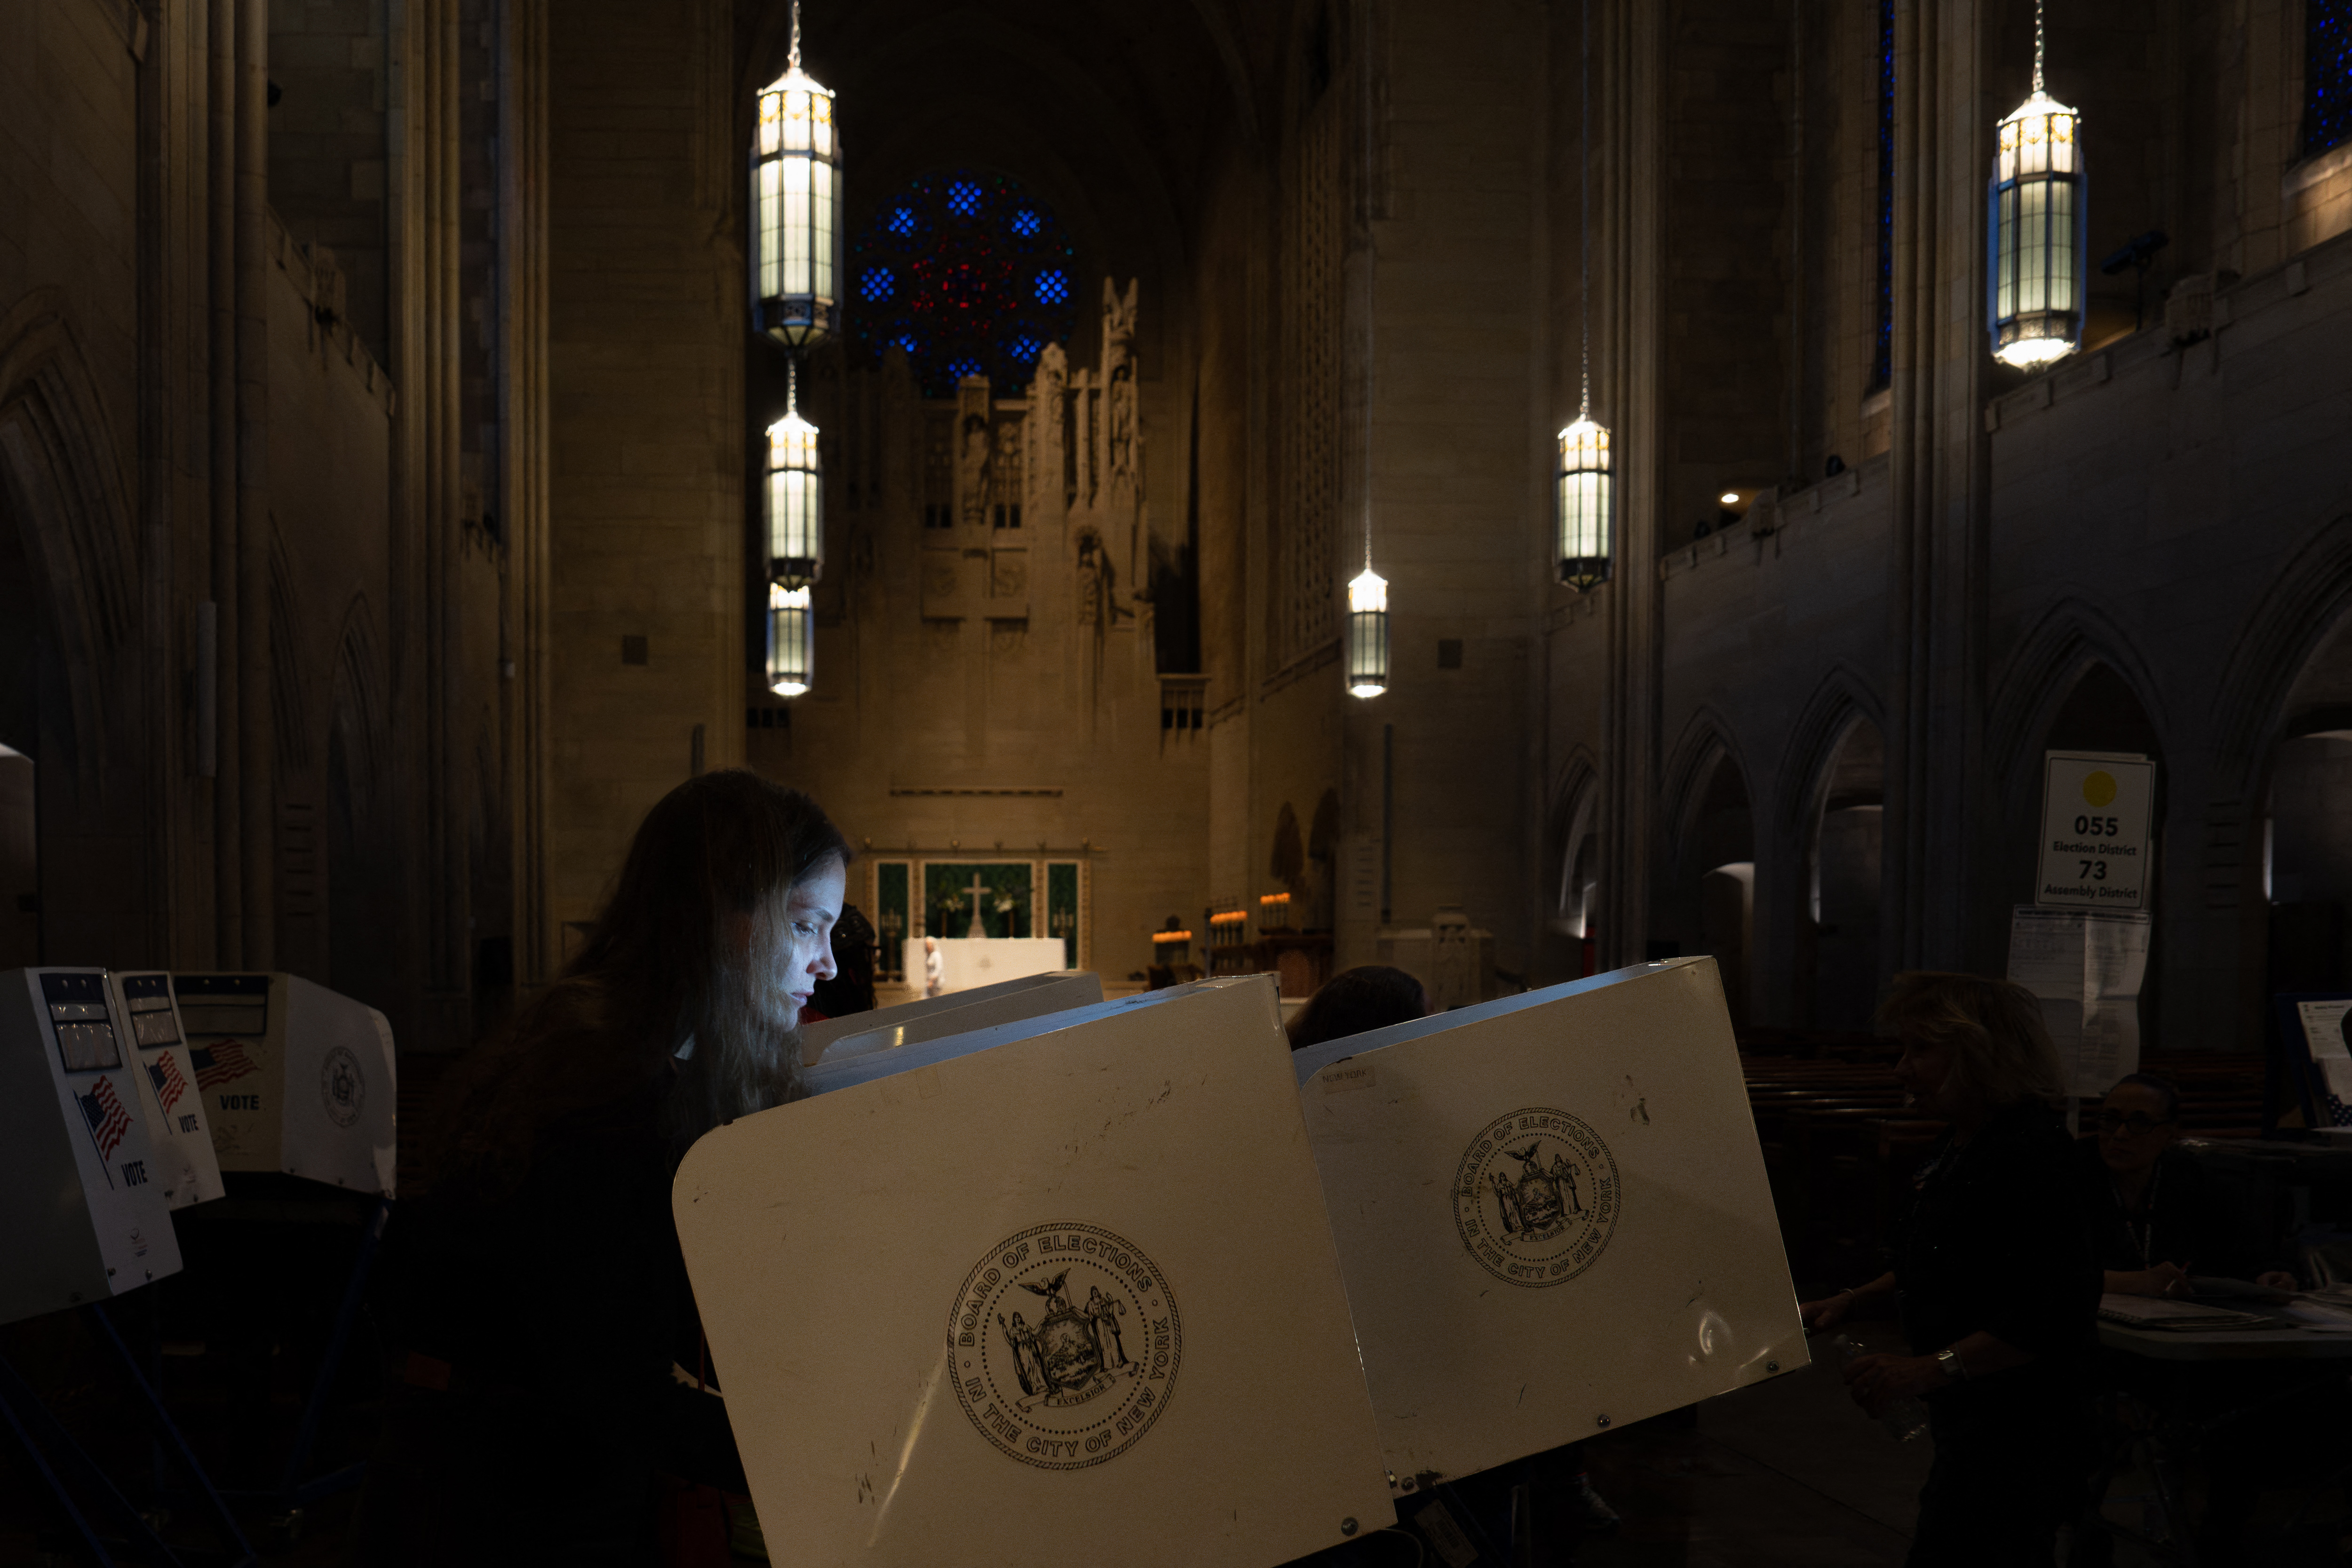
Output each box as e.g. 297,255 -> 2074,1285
0,289 -> 139,794
1773,664 -> 1887,837
1662,706 -> 1755,871
2211,512 -> 2352,797
329,594 -> 386,830
1985,596 -> 2169,818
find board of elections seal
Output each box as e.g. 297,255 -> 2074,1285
320,1045 -> 365,1130
1454,1107 -> 1620,1288
948,1221 -> 1180,1470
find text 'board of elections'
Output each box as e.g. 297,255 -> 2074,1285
675,960 -> 1802,1568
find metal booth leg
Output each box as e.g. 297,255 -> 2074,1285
85,1305 -> 258,1567
0,1348 -> 183,1567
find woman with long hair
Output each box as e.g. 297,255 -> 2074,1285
1801,972 -> 2099,1567
364,770 -> 849,1564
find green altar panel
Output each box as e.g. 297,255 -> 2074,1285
1047,861 -> 1080,968
874,862 -> 910,979
922,863 -> 1033,939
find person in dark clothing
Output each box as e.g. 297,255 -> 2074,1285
2077,1072 -> 2296,1295
804,903 -> 878,1022
1802,972 -> 2101,1568
358,770 -> 849,1566
1287,964 -> 1431,1050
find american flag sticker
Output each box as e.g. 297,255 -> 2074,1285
147,1052 -> 190,1114
78,1077 -> 134,1174
191,1039 -> 257,1090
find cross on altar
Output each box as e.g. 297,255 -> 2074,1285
963,873 -> 990,939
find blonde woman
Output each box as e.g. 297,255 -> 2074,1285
1799,972 -> 2099,1567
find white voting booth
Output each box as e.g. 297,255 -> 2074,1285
0,969 -> 185,1328
676,976 -> 1392,1568
111,971 -> 225,1210
676,961 -> 1798,1565
801,969 -> 1104,1065
1290,956 -> 1804,1487
173,973 -> 397,1195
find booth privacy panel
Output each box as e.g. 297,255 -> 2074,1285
0,969 -> 183,1327
1295,957 -> 1803,1483
111,971 -> 225,1210
174,972 -> 397,1195
675,976 -> 1390,1568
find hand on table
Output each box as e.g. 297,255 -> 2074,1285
2112,1262 -> 2193,1298
1841,1352 -> 1947,1417
2257,1271 -> 2299,1292
1799,1293 -> 1852,1333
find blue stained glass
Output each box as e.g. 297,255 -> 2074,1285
1871,0 -> 1894,390
2308,0 -> 2352,159
850,168 -> 1080,397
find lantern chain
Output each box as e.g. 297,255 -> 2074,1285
2032,0 -> 2045,94
1579,0 -> 1592,421
1360,0 -> 1376,573
789,0 -> 802,71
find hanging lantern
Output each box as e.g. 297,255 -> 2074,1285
1987,9 -> 2083,368
1345,567 -> 1389,700
751,4 -> 840,350
1556,416 -> 1613,590
765,369 -> 822,587
766,582 -> 813,698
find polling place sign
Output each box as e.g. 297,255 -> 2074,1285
2036,752 -> 2155,910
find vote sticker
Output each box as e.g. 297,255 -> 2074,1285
948,1222 -> 1180,1470
1454,1107 -> 1621,1287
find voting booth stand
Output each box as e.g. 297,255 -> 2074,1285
0,968 -> 257,1566
168,972 -> 398,1515
675,959 -> 1802,1568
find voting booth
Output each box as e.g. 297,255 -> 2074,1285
173,972 -> 397,1195
0,969 -> 184,1327
111,971 -> 225,1210
801,969 -> 1104,1065
676,976 -> 1392,1568
1290,956 -> 1804,1487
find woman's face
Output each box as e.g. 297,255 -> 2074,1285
2097,1082 -> 2178,1176
1893,1032 -> 1959,1117
768,855 -> 844,1024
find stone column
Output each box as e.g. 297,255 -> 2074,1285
1883,0 -> 1992,976
1597,0 -> 1663,971
235,0 -> 273,970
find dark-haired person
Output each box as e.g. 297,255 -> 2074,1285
1801,972 -> 2100,1568
2078,1072 -> 2296,1297
1286,964 -> 1430,1051
362,770 -> 848,1565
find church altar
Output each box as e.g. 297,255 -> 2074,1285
904,936 -> 1069,995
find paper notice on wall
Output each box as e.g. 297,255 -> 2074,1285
2086,916 -> 2150,1000
2008,909 -> 2086,1000
2298,1000 -> 2352,1105
2008,907 -> 2151,1097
